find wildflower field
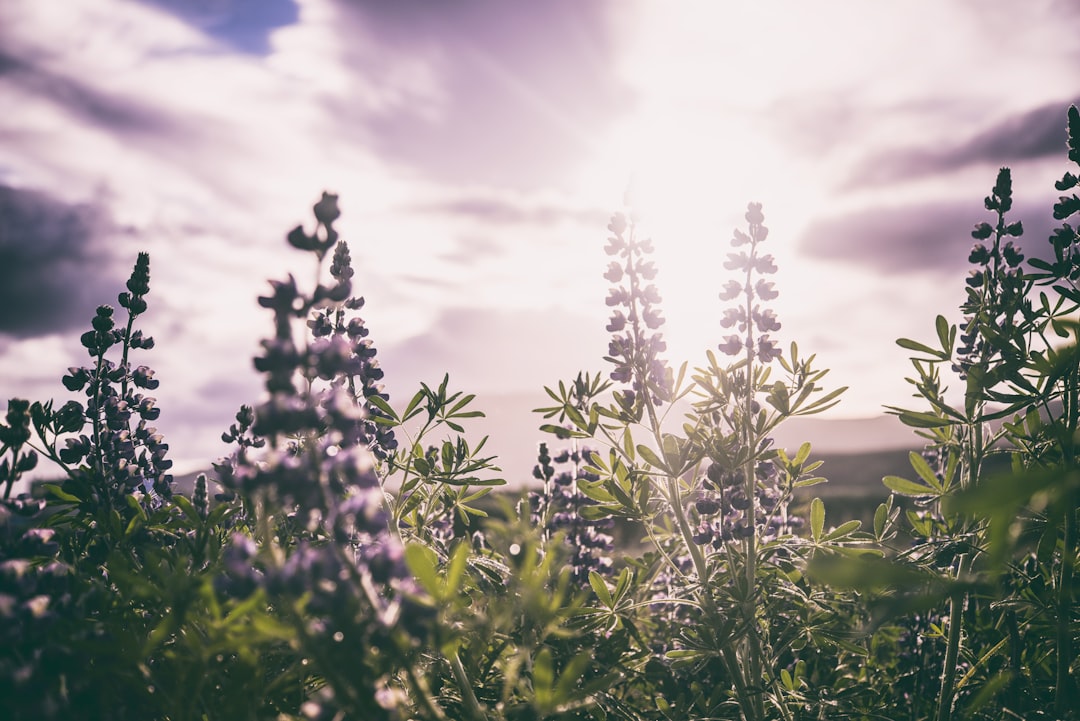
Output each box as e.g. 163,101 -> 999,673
3,106 -> 1080,721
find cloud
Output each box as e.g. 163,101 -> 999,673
848,98 -> 1080,186
438,234 -> 505,267
0,185 -> 122,338
0,49 -> 173,136
797,197 -> 1060,275
320,0 -> 633,189
378,305 -> 607,398
412,194 -> 607,227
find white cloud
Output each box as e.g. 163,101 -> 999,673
1,0 -> 1078,485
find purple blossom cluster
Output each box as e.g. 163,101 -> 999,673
690,449 -> 800,548
603,211 -> 673,406
529,441 -> 614,586
58,252 -> 173,505
0,517 -> 76,718
1042,105 -> 1080,284
955,169 -> 1026,379
214,195 -> 412,578
217,194 -> 393,509
1,400 -> 39,504
212,194 -> 435,719
717,203 -> 781,364
306,240 -> 397,460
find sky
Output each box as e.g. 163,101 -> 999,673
2,0 -> 1079,482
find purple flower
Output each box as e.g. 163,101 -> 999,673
313,191 -> 341,226
720,308 -> 744,330
754,279 -> 778,300
718,335 -> 743,356
716,203 -> 783,365
752,254 -> 777,274
529,442 -> 614,587
606,311 -> 627,332
601,210 -> 673,405
757,337 -> 781,363
718,280 -> 743,301
753,309 -> 781,333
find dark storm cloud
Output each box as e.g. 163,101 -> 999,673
798,198 -> 1060,275
136,0 -> 299,55
848,98 -> 1080,186
0,50 -> 171,134
0,185 -> 120,338
332,0 -> 632,188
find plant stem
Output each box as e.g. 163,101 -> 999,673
935,552 -> 972,721
449,649 -> 487,721
1055,361 -> 1078,716
741,253 -> 764,721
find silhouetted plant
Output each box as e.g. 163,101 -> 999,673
3,105 -> 1080,721
839,105 -> 1080,721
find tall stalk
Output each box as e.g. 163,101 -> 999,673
1055,362 -> 1078,715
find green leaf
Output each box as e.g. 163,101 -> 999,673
767,382 -> 790,415
446,393 -> 477,415
894,410 -> 953,428
172,495 -> 201,523
442,474 -> 504,487
366,394 -> 399,421
42,483 -> 80,503
613,567 -> 632,602
874,502 -> 888,538
793,477 -> 826,488
589,571 -> 613,607
404,544 -> 440,596
935,315 -> 954,355
636,444 -> 667,472
564,404 -> 588,430
539,423 -> 573,440
897,337 -> 946,359
609,480 -> 635,510
822,519 -> 861,542
579,504 -> 616,520
908,451 -> 944,492
533,646 -> 555,709
554,651 -> 597,703
402,390 -> 424,420
883,475 -> 936,497
578,481 -> 615,504
444,542 -> 469,597
797,386 -> 848,415
810,497 -> 824,542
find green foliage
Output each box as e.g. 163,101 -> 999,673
2,106 -> 1079,721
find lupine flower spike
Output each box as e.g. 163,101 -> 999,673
58,252 -> 173,508
604,209 -> 673,410
717,202 -> 782,364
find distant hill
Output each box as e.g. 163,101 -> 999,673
446,392 -> 922,487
